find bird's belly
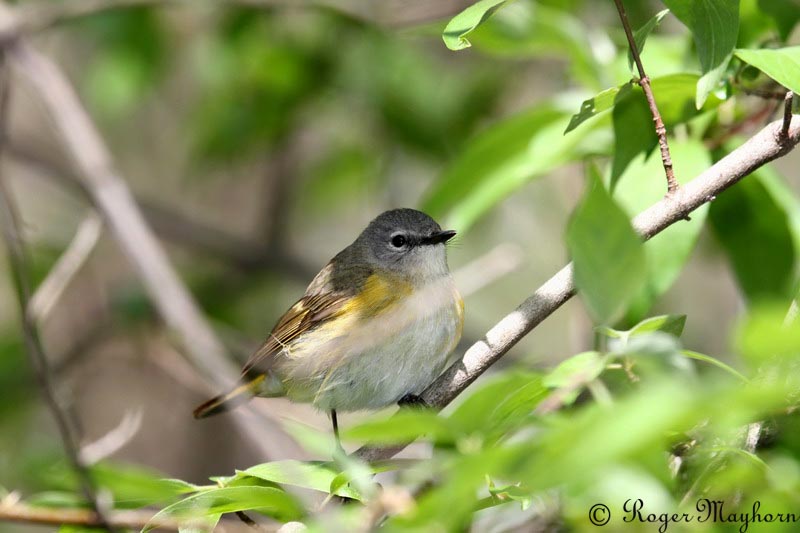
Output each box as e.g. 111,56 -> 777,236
276,282 -> 462,411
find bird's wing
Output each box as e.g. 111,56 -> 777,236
241,260 -> 357,375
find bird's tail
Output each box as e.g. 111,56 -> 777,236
193,374 -> 266,419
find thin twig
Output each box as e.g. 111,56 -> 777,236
354,114 -> 800,462
613,0 -> 679,194
79,409 -> 143,464
28,211 -> 102,323
781,91 -> 794,140
0,56 -> 115,533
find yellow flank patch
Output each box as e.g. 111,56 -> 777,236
450,290 -> 465,353
343,273 -> 414,318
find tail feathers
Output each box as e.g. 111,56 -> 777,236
193,375 -> 265,419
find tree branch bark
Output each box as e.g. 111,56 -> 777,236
356,115 -> 800,462
0,56 -> 115,533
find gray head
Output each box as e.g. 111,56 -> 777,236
353,208 -> 456,279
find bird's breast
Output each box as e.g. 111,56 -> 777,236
277,274 -> 463,411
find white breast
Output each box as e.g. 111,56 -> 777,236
279,276 -> 462,411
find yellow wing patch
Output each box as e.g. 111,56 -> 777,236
241,272 -> 412,375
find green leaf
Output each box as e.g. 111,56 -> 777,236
564,85 -> 622,134
680,350 -> 749,382
709,170 -> 796,302
323,459 -> 409,501
483,378 -> 549,442
423,105 -> 609,231
594,325 -> 625,339
342,410 -> 454,445
629,315 -> 687,337
241,461 -> 362,500
595,315 -> 686,344
142,487 -> 303,532
487,483 -> 532,510
442,0 -> 511,51
448,372 -> 546,439
567,172 -> 647,324
734,47 -> 800,93
543,352 -> 607,405
629,9 -> 671,71
662,0 -> 740,108
51,462 -> 200,509
611,139 -> 712,320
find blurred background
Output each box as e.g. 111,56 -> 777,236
0,0 -> 798,525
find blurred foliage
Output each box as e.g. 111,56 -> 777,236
75,7 -> 167,118
4,0 -> 800,531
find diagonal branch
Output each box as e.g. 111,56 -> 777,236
4,138 -> 316,278
28,212 -> 102,323
0,56 -> 115,533
5,39 -> 234,383
0,3 -> 297,461
613,0 -> 679,194
355,115 -> 800,462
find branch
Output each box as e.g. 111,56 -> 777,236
612,0 -> 679,194
28,212 -> 102,323
5,137 -> 316,278
0,57 -> 115,533
781,91 -> 795,140
4,38 -> 234,384
355,115 -> 800,462
0,4 -> 297,460
0,501 -> 260,532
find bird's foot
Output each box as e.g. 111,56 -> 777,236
398,394 -> 429,409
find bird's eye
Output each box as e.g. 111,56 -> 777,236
391,234 -> 407,248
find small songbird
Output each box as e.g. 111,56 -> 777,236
193,208 -> 463,442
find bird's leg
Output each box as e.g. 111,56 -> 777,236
398,393 -> 429,409
331,409 -> 344,453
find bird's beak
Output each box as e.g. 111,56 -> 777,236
425,230 -> 457,245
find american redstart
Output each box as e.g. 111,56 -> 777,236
193,208 -> 463,443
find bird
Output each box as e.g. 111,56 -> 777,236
193,208 -> 463,446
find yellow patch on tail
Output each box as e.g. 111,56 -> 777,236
192,374 -> 265,419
